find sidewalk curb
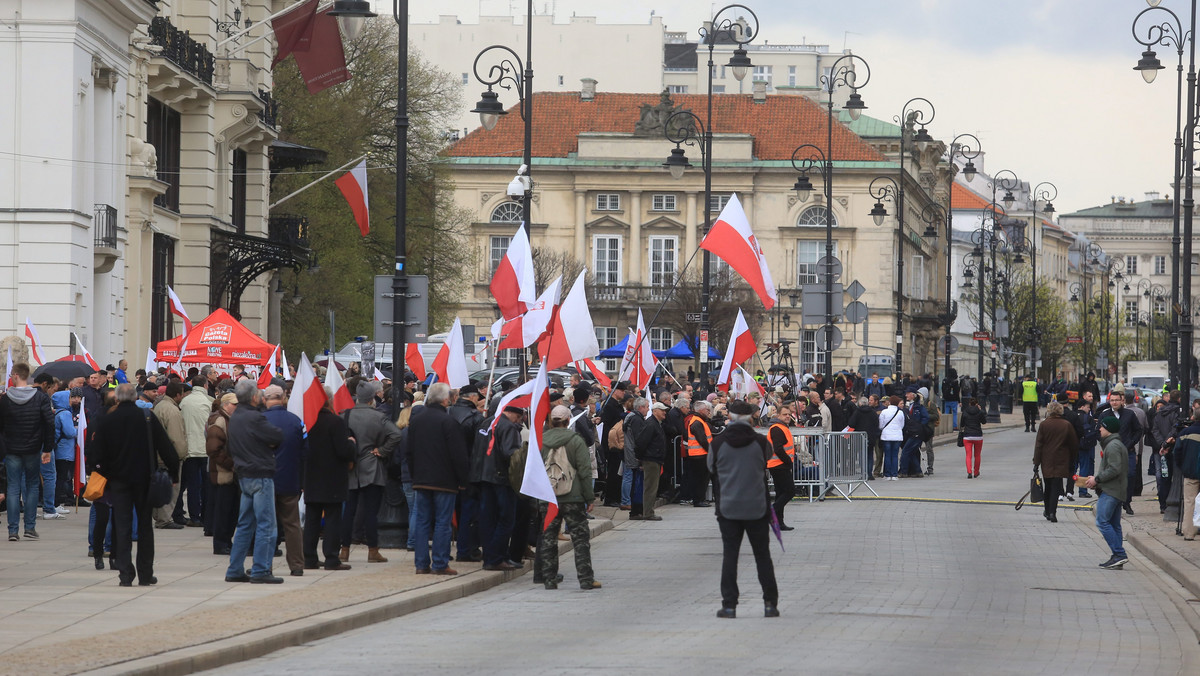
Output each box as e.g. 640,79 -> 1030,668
1128,531 -> 1200,601
81,518 -> 614,676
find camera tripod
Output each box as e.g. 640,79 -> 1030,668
761,340 -> 797,393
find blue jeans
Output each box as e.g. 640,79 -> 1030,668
1094,492 -> 1126,558
1075,447 -> 1096,495
478,483 -> 516,566
901,437 -> 924,475
5,455 -> 41,534
226,477 -> 277,579
943,401 -> 959,429
39,458 -> 56,513
412,489 -> 456,571
402,482 -> 417,549
621,466 -> 634,506
881,440 -> 902,478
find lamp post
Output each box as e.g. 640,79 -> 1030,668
918,202 -> 950,380
1070,281 -> 1089,372
986,170 -> 1019,376
1109,256 -> 1128,373
941,133 -> 981,386
967,203 -> 1007,385
662,4 -> 759,384
1029,181 -> 1057,378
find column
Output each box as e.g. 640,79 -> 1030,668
684,192 -> 698,258
629,191 -> 642,284
574,190 -> 586,263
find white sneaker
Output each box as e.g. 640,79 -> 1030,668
42,512 -> 66,520
55,506 -> 71,515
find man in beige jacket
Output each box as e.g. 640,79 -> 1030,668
178,375 -> 214,527
153,381 -> 189,529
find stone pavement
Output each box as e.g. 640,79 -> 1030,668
209,425 -> 1200,676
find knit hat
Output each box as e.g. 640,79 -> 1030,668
727,400 -> 755,415
1100,416 -> 1121,434
917,387 -> 929,401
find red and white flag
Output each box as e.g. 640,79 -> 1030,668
539,270 -> 600,370
286,353 -> 328,432
431,318 -> 470,388
24,318 -> 45,366
576,358 -> 611,389
490,226 -> 537,321
484,379 -> 536,456
496,276 -> 561,351
701,193 -> 777,310
324,358 -> 355,413
144,347 -> 157,377
292,7 -> 351,94
519,359 -> 558,529
166,286 -> 193,336
258,346 -> 279,389
4,346 -> 11,390
617,310 -> 657,391
717,309 -> 757,391
334,160 -> 370,236
72,333 -> 100,371
270,0 -> 319,68
74,405 -> 88,498
281,349 -> 294,381
405,342 -> 427,381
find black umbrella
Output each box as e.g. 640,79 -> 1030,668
33,358 -> 96,382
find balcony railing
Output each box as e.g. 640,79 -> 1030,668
149,16 -> 214,86
257,89 -> 279,128
94,204 -> 118,248
586,284 -> 678,304
269,214 -> 309,249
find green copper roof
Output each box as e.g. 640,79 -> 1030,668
1059,199 -> 1174,220
836,110 -> 902,138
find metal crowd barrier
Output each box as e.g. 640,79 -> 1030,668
784,429 -> 877,503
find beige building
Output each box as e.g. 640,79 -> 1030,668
445,88 -> 950,377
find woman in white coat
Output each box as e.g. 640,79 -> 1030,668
878,395 -> 906,480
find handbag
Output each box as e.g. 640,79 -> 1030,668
1029,468 -> 1045,503
144,410 -> 174,509
956,431 -> 965,447
82,471 -> 107,502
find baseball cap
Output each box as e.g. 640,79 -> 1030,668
549,405 -> 573,420
651,402 -> 669,411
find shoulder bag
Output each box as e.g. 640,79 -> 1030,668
145,410 -> 174,508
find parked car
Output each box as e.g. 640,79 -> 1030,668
467,367 -> 581,395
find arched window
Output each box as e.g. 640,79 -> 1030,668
490,202 -> 523,224
797,206 -> 837,228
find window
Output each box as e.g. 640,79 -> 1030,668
1155,298 -> 1168,315
490,202 -> 522,223
1155,255 -> 1167,276
796,240 -> 837,285
651,194 -> 677,211
147,98 -> 181,211
649,236 -> 678,288
1125,255 -> 1138,275
788,65 -> 797,86
752,65 -> 772,88
711,85 -> 726,94
596,193 -> 621,211
1125,300 -> 1139,327
910,255 -> 926,299
667,85 -> 688,94
489,236 -> 511,273
461,72 -> 468,85
821,66 -> 833,90
593,235 -> 621,286
596,327 -> 619,372
650,327 -> 673,352
150,233 -> 176,346
800,329 -> 826,375
708,194 -> 730,215
797,206 -> 837,228
231,149 -> 247,233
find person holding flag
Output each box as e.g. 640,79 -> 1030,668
536,405 -> 599,590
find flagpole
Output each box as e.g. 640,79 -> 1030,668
217,0 -> 334,49
269,154 -> 368,209
485,338 -> 500,408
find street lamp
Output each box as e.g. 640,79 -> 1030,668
661,4 -> 759,384
1029,181 -> 1058,378
943,133 -> 982,386
1132,1 -> 1191,403
919,202 -> 950,380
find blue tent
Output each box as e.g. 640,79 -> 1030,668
598,334 -> 629,358
660,338 -> 722,360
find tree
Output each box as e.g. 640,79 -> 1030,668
657,268 -> 764,372
272,21 -> 470,355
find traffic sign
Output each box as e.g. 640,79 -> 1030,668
1030,347 -> 1043,361
845,301 -> 868,324
816,256 -> 842,282
938,334 -> 960,355
815,326 -> 843,351
972,331 -> 991,341
1097,349 -> 1107,358
685,312 -> 702,323
699,330 -> 709,361
847,279 -> 866,300
1066,336 -> 1083,344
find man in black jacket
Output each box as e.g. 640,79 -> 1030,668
632,402 -> 669,521
475,406 -> 522,570
224,380 -> 285,584
448,383 -> 485,562
408,382 -> 470,575
91,384 -> 178,586
599,382 -> 629,506
2,362 -> 56,541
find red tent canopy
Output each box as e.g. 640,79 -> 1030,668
155,308 -> 275,366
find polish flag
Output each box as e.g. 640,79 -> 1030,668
373,368 -> 385,382
405,342 -> 427,381
258,346 -> 279,389
490,225 -> 537,320
144,348 -> 157,376
286,353 -> 328,431
324,358 -> 355,413
72,333 -> 100,371
576,358 -> 611,389
281,349 -> 294,381
334,160 -> 370,236
430,318 -> 469,388
484,379 -> 535,456
539,270 -> 600,370
24,318 -> 45,366
617,310 -> 657,391
701,193 -> 777,310
519,359 -> 559,529
717,309 -> 757,391
166,286 -> 193,335
74,406 -> 88,498
496,276 -> 561,350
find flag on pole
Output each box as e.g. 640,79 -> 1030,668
74,406 -> 88,498
24,318 -> 45,366
3,346 -> 11,389
617,310 -> 657,391
334,159 -> 370,236
405,342 -> 427,381
701,193 -> 777,310
484,379 -> 536,455
166,286 -> 193,336
145,347 -> 157,377
72,333 -> 100,371
287,353 -> 327,431
258,346 -> 279,389
717,309 -> 757,391
496,276 -> 561,350
576,358 -> 611,389
281,349 -> 294,381
490,225 -> 538,320
430,318 -> 470,388
325,358 -> 355,413
270,0 -> 319,67
539,270 -> 600,370
292,7 -> 351,94
519,359 -> 558,529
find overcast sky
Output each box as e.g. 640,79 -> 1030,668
402,0 -> 1178,215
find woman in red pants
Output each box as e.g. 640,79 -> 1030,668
959,398 -> 987,478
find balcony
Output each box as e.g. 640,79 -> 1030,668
268,214 -> 309,249
94,204 -> 120,273
257,89 -> 279,129
148,16 -> 214,86
586,284 -> 677,304
910,298 -> 944,323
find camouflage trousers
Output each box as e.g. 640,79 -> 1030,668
537,502 -> 593,586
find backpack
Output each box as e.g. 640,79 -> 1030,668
544,444 -> 576,496
608,418 -> 625,450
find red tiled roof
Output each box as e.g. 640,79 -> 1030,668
951,182 -> 996,211
448,92 -> 887,162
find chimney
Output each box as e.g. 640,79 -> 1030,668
752,79 -> 766,103
1145,190 -> 1161,201
580,78 -> 597,101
